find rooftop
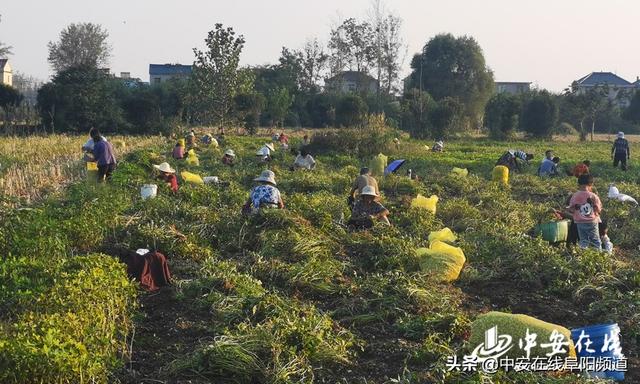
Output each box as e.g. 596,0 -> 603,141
327,70 -> 378,83
0,59 -> 9,70
576,72 -> 632,87
149,63 -> 192,76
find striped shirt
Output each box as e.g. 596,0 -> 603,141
509,149 -> 528,162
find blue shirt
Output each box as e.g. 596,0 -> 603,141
538,158 -> 557,177
250,185 -> 281,208
93,140 -> 116,166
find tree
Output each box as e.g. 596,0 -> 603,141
559,89 -> 607,141
400,89 -> 434,138
0,15 -> 12,57
485,93 -> 521,139
328,18 -> 375,75
37,65 -> 126,133
521,90 -> 558,138
297,39 -> 329,93
191,24 -> 246,126
429,97 -> 463,139
368,1 -> 405,95
0,84 -> 22,132
234,92 -> 265,134
265,87 -> 293,127
336,94 -> 368,127
409,34 -> 494,128
623,90 -> 640,124
47,23 -> 111,72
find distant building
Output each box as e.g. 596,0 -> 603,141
325,71 -> 379,94
149,64 -> 192,85
116,71 -> 144,88
495,82 -> 531,95
573,72 -> 639,107
0,59 -> 13,87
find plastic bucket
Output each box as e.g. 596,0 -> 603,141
86,161 -> 98,171
140,184 -> 158,200
534,220 -> 569,243
570,323 -> 625,381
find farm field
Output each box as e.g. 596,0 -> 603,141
0,132 -> 639,383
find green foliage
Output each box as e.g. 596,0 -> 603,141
191,23 -> 246,126
521,90 -> 559,138
47,23 -> 111,73
409,33 -> 494,127
485,92 -> 521,139
429,97 -> 464,139
400,89 -> 435,138
336,94 -> 368,127
0,255 -> 137,384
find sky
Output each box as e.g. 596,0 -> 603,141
1,0 -> 639,92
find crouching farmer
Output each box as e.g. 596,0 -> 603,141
347,186 -> 390,229
242,170 -> 284,214
569,174 -> 603,250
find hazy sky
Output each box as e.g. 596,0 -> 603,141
1,0 -> 639,91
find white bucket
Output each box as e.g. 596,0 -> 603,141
203,176 -> 219,184
141,184 -> 158,200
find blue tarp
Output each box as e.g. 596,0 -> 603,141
384,159 -> 406,175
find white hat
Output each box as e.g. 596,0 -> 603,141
153,162 -> 175,174
618,132 -> 625,138
254,170 -> 277,185
361,185 -> 378,197
224,149 -> 236,157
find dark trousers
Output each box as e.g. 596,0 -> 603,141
97,163 -> 115,183
613,154 -> 628,171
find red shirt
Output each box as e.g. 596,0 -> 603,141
569,190 -> 601,223
158,173 -> 178,192
572,163 -> 589,177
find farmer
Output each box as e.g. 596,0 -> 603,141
153,162 -> 178,193
256,143 -> 275,163
431,140 -> 444,152
538,150 -> 560,177
186,130 -> 196,147
279,132 -> 289,150
242,170 -> 284,214
496,149 -> 534,172
292,147 -> 316,170
347,186 -> 390,229
569,174 -> 603,250
201,133 -> 218,147
612,131 -> 630,171
91,129 -> 117,183
570,160 -> 590,177
221,149 -> 236,166
217,127 -> 226,146
301,134 -> 311,146
348,167 -> 380,208
172,141 -> 185,160
82,128 -> 107,155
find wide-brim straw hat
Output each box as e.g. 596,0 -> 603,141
265,143 -> 275,151
153,162 -> 175,174
254,170 -> 277,185
361,185 -> 378,197
224,149 -> 236,157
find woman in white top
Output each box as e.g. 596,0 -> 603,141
256,143 -> 275,162
293,147 -> 316,170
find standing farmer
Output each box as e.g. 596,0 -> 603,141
612,132 -> 630,171
91,129 -> 117,183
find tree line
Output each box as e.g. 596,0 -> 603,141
1,8 -> 640,138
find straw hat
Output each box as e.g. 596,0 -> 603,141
153,162 -> 175,174
254,170 -> 277,185
618,131 -> 625,139
224,149 -> 236,157
361,185 -> 378,197
265,143 -> 275,151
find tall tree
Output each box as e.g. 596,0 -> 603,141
521,90 -> 558,138
297,39 -> 329,93
47,23 -> 111,72
559,88 -> 607,141
623,90 -> 640,124
485,93 -> 521,139
191,23 -> 246,126
368,2 -> 405,95
328,18 -> 375,75
0,15 -> 12,57
265,87 -> 293,127
0,84 -> 22,132
409,33 -> 494,128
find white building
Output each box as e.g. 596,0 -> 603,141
0,59 -> 12,86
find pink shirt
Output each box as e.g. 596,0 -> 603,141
569,190 -> 602,223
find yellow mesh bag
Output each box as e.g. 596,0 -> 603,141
492,165 -> 509,185
181,171 -> 204,185
410,194 -> 438,214
428,228 -> 457,243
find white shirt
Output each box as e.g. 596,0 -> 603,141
256,146 -> 272,157
82,136 -> 107,151
294,154 -> 316,170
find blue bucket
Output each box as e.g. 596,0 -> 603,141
570,323 -> 625,381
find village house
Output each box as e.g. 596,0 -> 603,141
0,59 -> 13,87
495,81 -> 531,95
572,72 -> 640,108
325,71 -> 379,94
149,64 -> 192,85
